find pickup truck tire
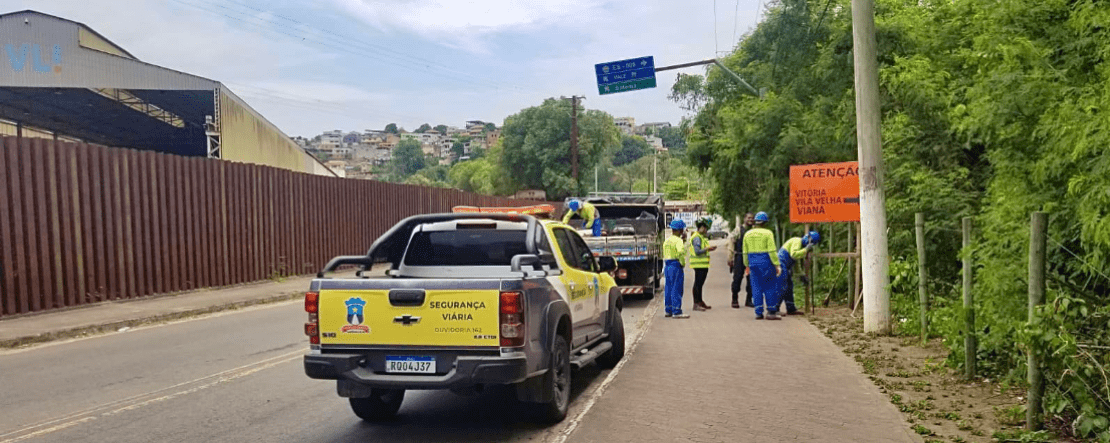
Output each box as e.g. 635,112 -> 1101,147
596,311 -> 625,369
349,388 -> 405,421
533,334 -> 571,423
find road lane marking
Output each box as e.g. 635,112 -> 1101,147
0,349 -> 304,443
549,292 -> 662,443
0,299 -> 301,355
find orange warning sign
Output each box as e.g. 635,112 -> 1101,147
789,161 -> 860,223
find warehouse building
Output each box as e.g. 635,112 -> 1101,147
0,10 -> 335,176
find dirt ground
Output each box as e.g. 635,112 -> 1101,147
808,306 -> 1045,443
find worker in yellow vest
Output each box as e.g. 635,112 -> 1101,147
688,217 -> 717,311
662,219 -> 689,318
742,212 -> 782,320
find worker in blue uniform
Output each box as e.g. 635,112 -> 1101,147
563,199 -> 601,237
662,219 -> 689,319
776,231 -> 821,315
742,212 -> 782,320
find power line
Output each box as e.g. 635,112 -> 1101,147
216,0 -> 523,91
713,0 -> 719,55
733,0 -> 741,45
170,0 -> 531,93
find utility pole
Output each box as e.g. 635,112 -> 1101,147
852,0 -> 891,334
565,95 -> 583,183
653,152 -> 657,193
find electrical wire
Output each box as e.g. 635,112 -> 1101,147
169,0 -> 531,93
713,0 -> 719,55
733,0 -> 741,45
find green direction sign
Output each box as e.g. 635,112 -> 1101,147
598,77 -> 657,95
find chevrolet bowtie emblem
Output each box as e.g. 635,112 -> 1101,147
393,315 -> 421,326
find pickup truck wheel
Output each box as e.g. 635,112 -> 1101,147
534,334 -> 571,423
349,388 -> 405,421
596,311 -> 625,369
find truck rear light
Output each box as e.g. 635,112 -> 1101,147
305,292 -> 318,313
499,291 -> 525,347
305,292 -> 320,345
616,268 -> 628,279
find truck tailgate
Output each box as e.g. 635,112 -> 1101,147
317,285 -> 501,348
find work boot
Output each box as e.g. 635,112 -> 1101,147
765,313 -> 782,320
672,313 -> 690,319
754,315 -> 764,320
731,302 -> 741,309
665,313 -> 673,318
787,310 -> 805,316
693,304 -> 707,312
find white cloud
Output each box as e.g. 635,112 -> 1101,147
333,0 -> 611,53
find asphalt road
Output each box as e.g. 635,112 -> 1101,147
0,288 -> 659,443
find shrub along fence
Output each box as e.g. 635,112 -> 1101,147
0,136 -> 547,317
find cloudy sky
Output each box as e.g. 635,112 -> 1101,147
11,0 -> 765,137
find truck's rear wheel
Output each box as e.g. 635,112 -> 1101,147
596,311 -> 625,369
534,334 -> 570,423
349,388 -> 405,421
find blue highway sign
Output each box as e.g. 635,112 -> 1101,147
596,56 -> 656,95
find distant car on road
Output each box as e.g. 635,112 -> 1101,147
707,228 -> 729,240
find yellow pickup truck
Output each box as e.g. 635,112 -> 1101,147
303,213 -> 625,423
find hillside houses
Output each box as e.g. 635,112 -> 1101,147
299,121 -> 500,179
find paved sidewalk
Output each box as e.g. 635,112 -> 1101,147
567,244 -> 922,443
0,276 -> 314,348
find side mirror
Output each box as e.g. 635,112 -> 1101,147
597,256 -> 617,273
511,254 -> 541,272
538,251 -> 558,267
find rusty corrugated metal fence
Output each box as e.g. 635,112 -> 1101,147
0,136 -> 553,317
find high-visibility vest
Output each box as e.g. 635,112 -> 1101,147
688,232 -> 710,269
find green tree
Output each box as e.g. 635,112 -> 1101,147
388,138 -> 425,180
433,124 -> 448,134
384,123 -> 399,134
613,135 -> 652,167
484,122 -> 497,132
670,0 -> 1110,436
414,123 -> 432,133
499,98 -> 620,200
655,125 -> 687,152
448,141 -> 517,195
450,142 -> 465,159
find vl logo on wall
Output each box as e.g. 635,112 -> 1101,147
5,43 -> 62,73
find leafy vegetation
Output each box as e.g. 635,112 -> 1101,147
671,0 -> 1110,438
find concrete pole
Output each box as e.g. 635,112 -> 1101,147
963,216 -> 976,378
916,213 -> 928,344
852,0 -> 891,334
1027,211 -> 1047,430
653,153 -> 657,194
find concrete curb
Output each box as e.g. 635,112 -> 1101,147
0,291 -> 303,349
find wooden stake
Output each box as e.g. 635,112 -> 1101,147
848,223 -> 857,310
916,213 -> 928,344
1027,211 -> 1047,431
963,216 -> 976,378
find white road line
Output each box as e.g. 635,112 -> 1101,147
0,299 -> 301,355
0,349 -> 304,443
550,293 -> 662,443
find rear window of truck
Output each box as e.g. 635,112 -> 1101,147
404,229 -> 529,266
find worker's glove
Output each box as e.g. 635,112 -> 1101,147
728,265 -> 734,273
800,276 -> 810,285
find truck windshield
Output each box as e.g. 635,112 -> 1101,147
404,229 -> 529,266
